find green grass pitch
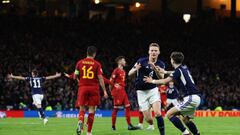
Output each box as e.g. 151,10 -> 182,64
0,117 -> 239,135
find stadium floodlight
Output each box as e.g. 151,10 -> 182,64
183,14 -> 191,23
94,0 -> 100,4
2,0 -> 10,4
135,2 -> 141,8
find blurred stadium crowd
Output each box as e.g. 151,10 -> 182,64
0,15 -> 239,111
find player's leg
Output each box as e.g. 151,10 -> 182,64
123,95 -> 139,130
137,90 -> 154,129
33,94 -> 48,125
152,101 -> 165,135
86,90 -> 100,135
167,107 -> 191,135
138,111 -> 144,129
149,87 -> 164,134
87,106 -> 96,135
142,109 -> 154,130
76,89 -> 87,135
77,106 -> 85,135
181,95 -> 201,135
182,116 -> 200,135
111,106 -> 118,130
33,94 -> 45,119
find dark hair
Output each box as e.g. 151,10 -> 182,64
149,43 -> 160,49
87,46 -> 97,57
115,56 -> 125,63
170,52 -> 184,64
32,69 -> 38,76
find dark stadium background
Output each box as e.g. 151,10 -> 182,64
0,0 -> 239,112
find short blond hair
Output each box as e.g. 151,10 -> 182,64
149,43 -> 160,49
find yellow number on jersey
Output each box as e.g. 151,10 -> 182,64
82,66 -> 94,79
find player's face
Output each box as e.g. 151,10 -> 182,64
148,46 -> 160,59
119,58 -> 126,67
169,81 -> 174,88
31,72 -> 36,77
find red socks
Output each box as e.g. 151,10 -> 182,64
125,106 -> 131,125
112,108 -> 118,126
139,111 -> 144,124
87,113 -> 95,133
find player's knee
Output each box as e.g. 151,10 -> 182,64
154,110 -> 162,117
144,114 -> 152,121
182,116 -> 190,124
166,111 -> 173,119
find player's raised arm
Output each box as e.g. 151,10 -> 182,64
128,62 -> 141,77
46,72 -> 61,80
143,76 -> 173,85
98,74 -> 108,99
9,73 -> 26,80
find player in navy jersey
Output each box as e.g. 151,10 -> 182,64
166,81 -> 179,109
9,69 -> 61,125
144,52 -> 201,135
128,43 -> 165,134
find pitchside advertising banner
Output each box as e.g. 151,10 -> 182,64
0,110 -> 240,118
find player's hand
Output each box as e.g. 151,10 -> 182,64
143,76 -> 153,83
9,73 -> 13,78
64,73 -> 70,78
149,62 -> 158,71
134,63 -> 141,70
7,73 -> 13,79
114,83 -> 121,89
103,91 -> 108,99
156,66 -> 166,74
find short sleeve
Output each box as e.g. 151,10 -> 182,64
74,61 -> 80,75
111,69 -> 117,79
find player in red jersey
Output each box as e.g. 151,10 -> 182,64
74,46 -> 108,135
64,72 -> 112,133
110,56 -> 139,131
159,84 -> 167,111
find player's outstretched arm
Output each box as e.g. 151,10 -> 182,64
155,66 -> 173,75
64,72 -> 75,79
128,62 -> 141,77
46,72 -> 61,80
98,75 -> 108,99
9,73 -> 26,80
143,76 -> 173,85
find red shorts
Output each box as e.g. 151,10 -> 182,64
111,88 -> 130,107
77,86 -> 100,106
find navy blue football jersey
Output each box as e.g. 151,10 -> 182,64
167,86 -> 179,99
170,65 -> 200,97
135,57 -> 165,90
25,77 -> 46,95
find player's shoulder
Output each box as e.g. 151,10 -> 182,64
92,59 -> 101,66
113,67 -> 119,72
156,59 -> 165,66
180,65 -> 188,70
137,57 -> 148,62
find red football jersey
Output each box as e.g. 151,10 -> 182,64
111,67 -> 126,87
75,58 -> 103,87
159,85 -> 167,105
